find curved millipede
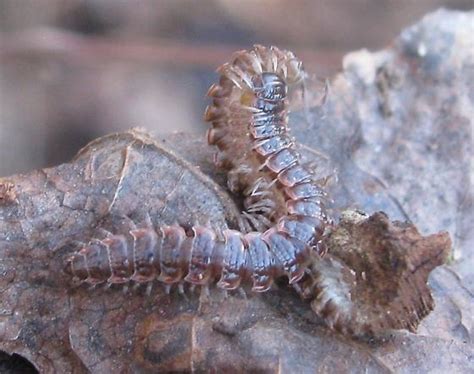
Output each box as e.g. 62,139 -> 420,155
205,45 -> 330,232
66,45 -> 331,294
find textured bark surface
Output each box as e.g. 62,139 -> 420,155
305,211 -> 451,336
0,8 -> 473,373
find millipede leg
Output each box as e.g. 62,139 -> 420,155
237,287 -> 247,300
145,282 -> 153,296
292,283 -> 305,298
143,212 -> 153,228
97,228 -> 114,239
199,285 -> 211,304
178,282 -> 189,301
198,285 -> 212,313
122,283 -> 129,294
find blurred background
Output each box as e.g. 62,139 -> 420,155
0,0 -> 472,176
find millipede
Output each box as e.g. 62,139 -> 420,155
65,45 -> 331,296
205,44 -> 330,232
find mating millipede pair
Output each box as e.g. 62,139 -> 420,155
65,45 -> 331,294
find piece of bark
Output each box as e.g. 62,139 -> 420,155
1,8 -> 473,374
304,211 -> 450,336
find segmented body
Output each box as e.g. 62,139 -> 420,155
66,223 -> 312,292
66,45 -> 331,293
205,45 -> 329,232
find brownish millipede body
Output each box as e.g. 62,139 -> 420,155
66,45 -> 331,294
66,223 -> 311,292
205,45 -> 330,233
